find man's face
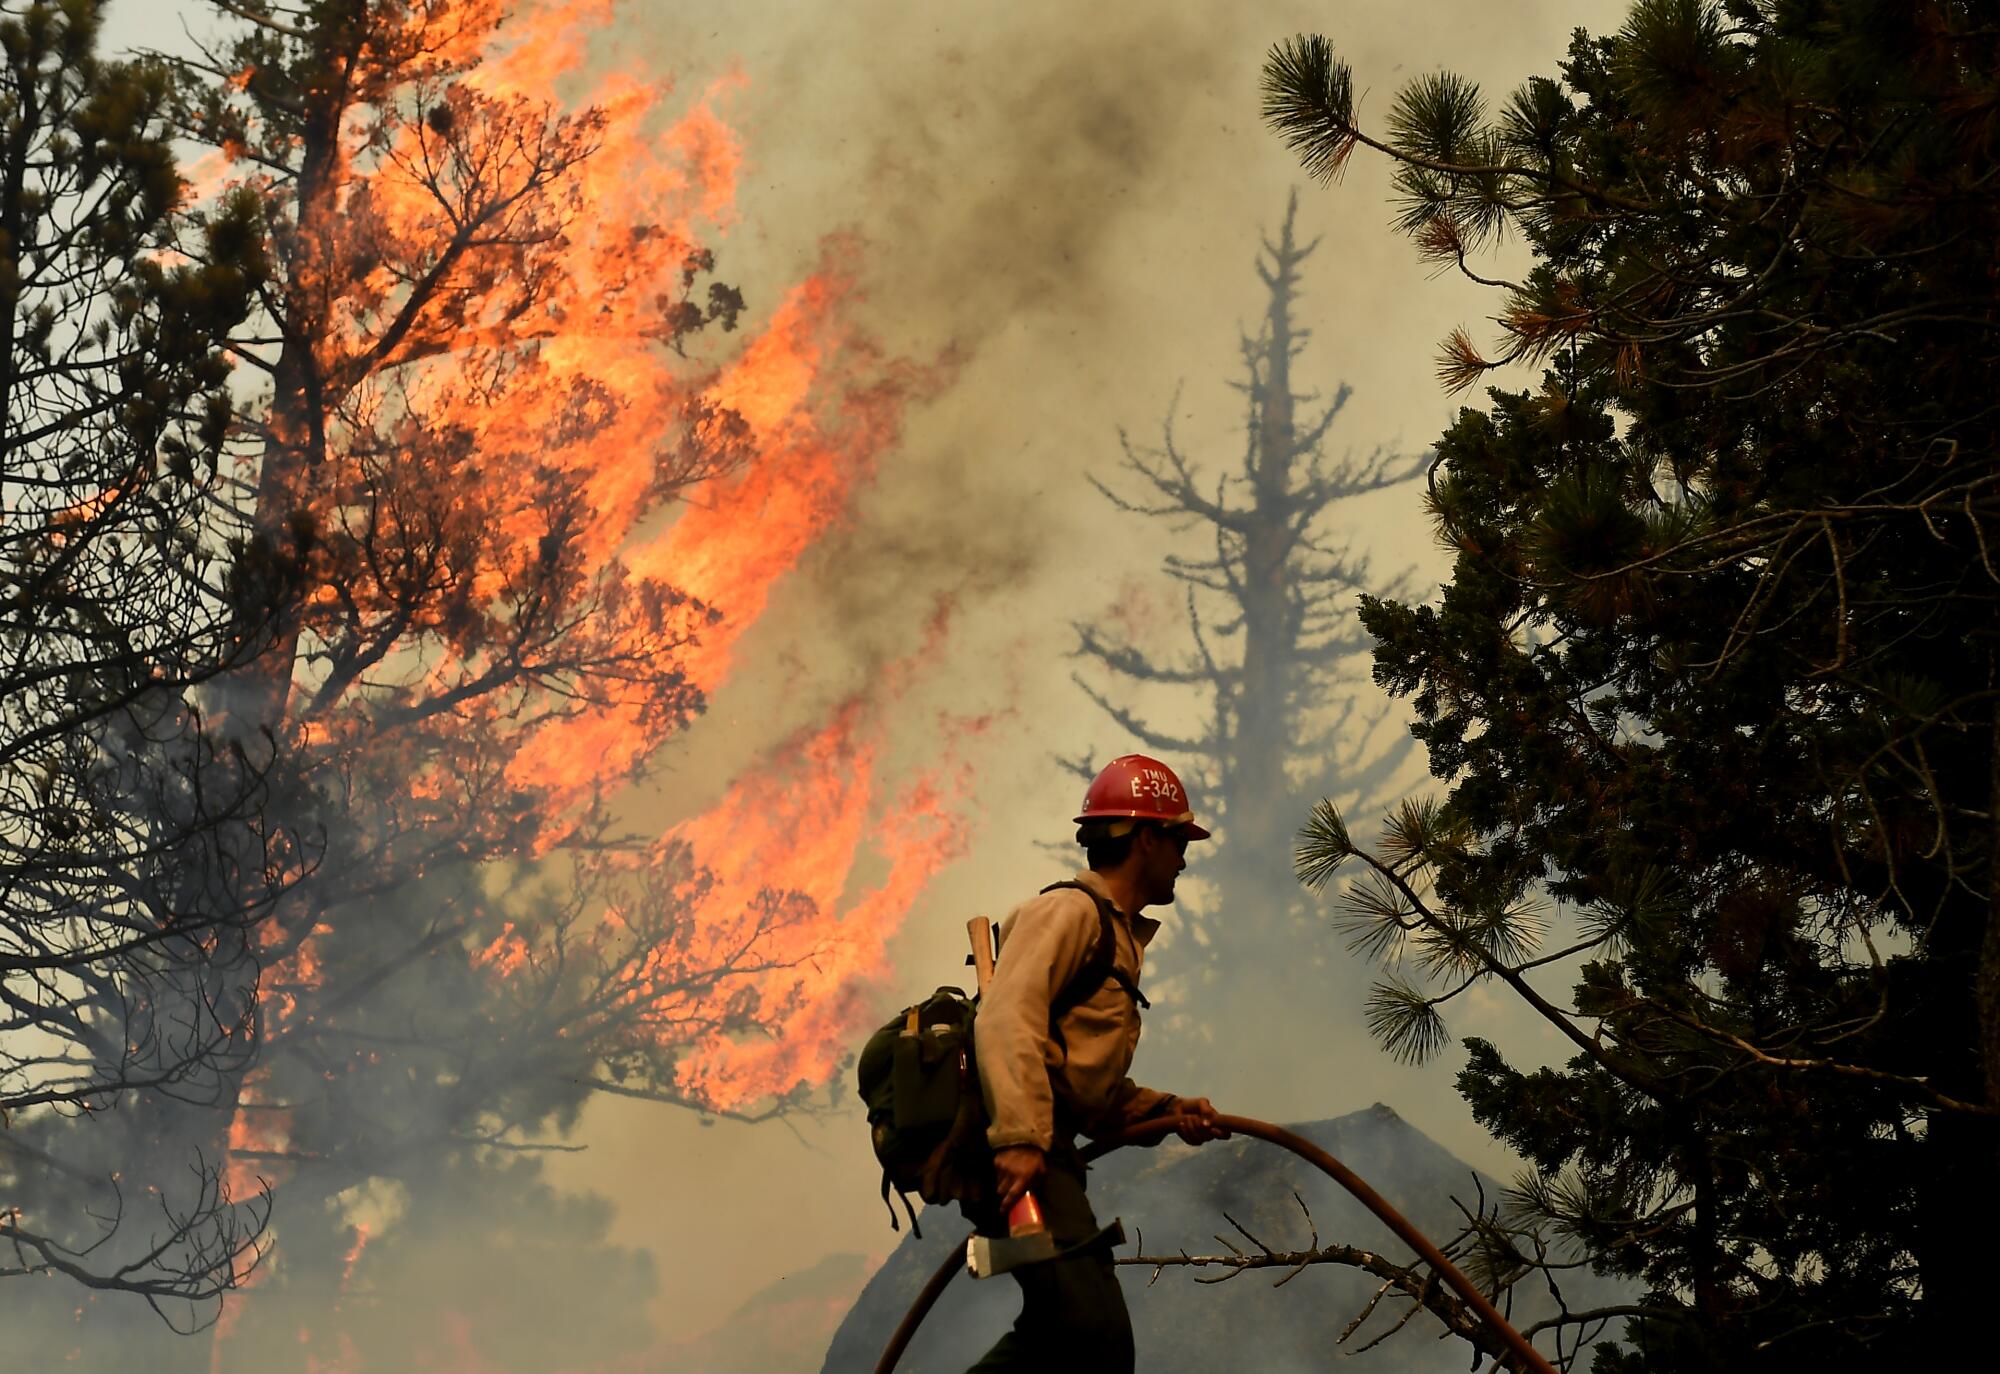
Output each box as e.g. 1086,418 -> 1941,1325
1137,825 -> 1190,907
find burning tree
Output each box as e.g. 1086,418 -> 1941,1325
0,0 -> 278,1312
1070,194 -> 1422,1060
1268,1 -> 2000,1367
9,1 -> 960,1366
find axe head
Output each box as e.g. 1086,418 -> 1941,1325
965,1219 -> 1125,1280
965,1229 -> 1058,1279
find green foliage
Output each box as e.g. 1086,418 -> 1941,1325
1612,0 -> 1740,132
1364,976 -> 1452,1065
1293,797 -> 1354,890
1384,71 -> 1487,165
1259,35 -> 1357,182
1271,1 -> 2000,1367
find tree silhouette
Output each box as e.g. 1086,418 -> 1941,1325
1070,194 -> 1423,1064
1,0 -> 275,1315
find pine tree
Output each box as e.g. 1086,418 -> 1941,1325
0,0 -> 270,1312
1072,194 -> 1422,1071
1267,2 -> 1999,1367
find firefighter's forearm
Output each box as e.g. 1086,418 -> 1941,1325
1106,1078 -> 1178,1128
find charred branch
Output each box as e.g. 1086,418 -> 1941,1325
1119,1191 -> 1561,1371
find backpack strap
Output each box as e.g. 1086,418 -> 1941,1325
1039,881 -> 1150,1020
879,1170 -> 922,1238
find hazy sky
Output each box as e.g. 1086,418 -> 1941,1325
104,0 -> 1624,1362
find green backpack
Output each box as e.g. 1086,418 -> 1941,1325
856,984 -> 986,1236
855,881 -> 1146,1237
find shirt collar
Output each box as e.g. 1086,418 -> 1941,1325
1072,869 -> 1161,946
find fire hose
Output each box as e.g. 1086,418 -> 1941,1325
872,1111 -> 1560,1374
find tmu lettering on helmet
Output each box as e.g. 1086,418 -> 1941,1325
1129,769 -> 1183,804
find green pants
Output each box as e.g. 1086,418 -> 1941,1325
964,1151 -> 1134,1373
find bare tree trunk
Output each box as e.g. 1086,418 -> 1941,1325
193,17 -> 370,1368
240,1 -> 369,733
1230,208 -> 1305,864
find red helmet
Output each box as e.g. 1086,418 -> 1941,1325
1074,754 -> 1212,840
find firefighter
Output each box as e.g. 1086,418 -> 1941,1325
968,753 -> 1230,1373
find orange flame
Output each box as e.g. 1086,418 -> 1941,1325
658,614 -> 970,1110
506,243 -> 945,799
201,0 -> 976,1358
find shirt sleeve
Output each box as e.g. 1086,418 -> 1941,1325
975,892 -> 1098,1152
1097,1079 -> 1180,1136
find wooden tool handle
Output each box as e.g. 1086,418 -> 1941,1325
967,916 -> 995,994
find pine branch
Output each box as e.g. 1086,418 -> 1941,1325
1658,1008 -> 1997,1116
1326,846 -> 1673,1099
1261,36 -> 1361,183
206,0 -> 311,41
1262,36 -> 1656,212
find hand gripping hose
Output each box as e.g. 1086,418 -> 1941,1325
872,1112 -> 1559,1374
